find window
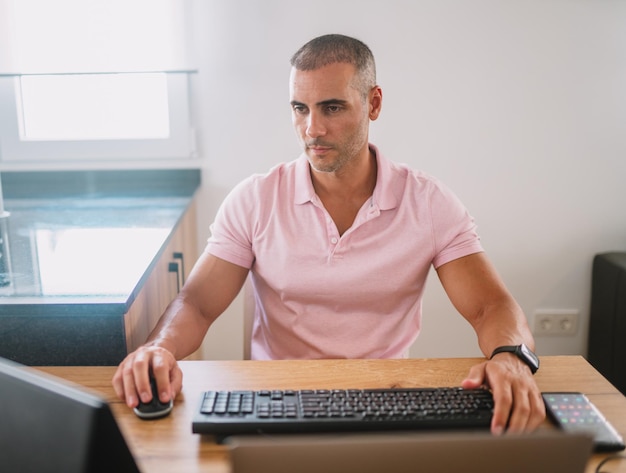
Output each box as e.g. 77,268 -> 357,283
0,72 -> 194,162
19,73 -> 170,141
0,0 -> 195,164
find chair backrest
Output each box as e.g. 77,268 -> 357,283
243,276 -> 255,360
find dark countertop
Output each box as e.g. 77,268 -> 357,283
0,169 -> 201,365
1,196 -> 190,305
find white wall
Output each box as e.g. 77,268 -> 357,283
190,0 -> 626,360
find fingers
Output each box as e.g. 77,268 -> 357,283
490,382 -> 513,435
491,383 -> 545,434
131,349 -> 155,405
511,388 -> 545,432
464,359 -> 546,435
111,346 -> 181,409
112,356 -> 140,407
461,363 -> 487,390
151,352 -> 183,403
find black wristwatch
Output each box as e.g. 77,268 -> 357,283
490,344 -> 539,374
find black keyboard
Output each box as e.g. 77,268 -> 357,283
192,387 -> 494,436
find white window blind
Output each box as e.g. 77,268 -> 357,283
0,0 -> 196,164
0,0 -> 192,74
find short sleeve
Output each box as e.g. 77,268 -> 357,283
205,178 -> 257,269
428,179 -> 483,269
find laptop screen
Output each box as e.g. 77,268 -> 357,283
228,430 -> 594,473
0,357 -> 139,473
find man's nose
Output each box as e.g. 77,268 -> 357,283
306,112 -> 326,138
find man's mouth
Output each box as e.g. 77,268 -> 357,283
306,142 -> 333,155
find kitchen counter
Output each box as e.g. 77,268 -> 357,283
0,169 -> 200,365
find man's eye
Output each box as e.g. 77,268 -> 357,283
292,105 -> 307,114
326,105 -> 341,113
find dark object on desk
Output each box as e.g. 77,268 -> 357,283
192,387 -> 494,436
134,376 -> 174,420
228,431 -> 593,473
0,356 -> 140,473
543,392 -> 625,452
588,252 -> 626,396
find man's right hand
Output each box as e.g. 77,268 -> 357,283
112,345 -> 183,409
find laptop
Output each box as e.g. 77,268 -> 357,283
228,430 -> 594,473
0,357 -> 140,473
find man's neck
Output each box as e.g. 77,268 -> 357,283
309,146 -> 377,236
310,146 -> 377,201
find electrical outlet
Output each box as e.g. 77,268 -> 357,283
533,309 -> 579,336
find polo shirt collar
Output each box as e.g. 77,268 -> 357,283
370,143 -> 399,211
294,154 -> 315,205
293,143 -> 399,211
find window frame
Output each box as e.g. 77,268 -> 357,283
0,71 -> 195,163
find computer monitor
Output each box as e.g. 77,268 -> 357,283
0,357 -> 140,473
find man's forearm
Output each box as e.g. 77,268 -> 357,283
472,299 -> 535,357
145,295 -> 213,360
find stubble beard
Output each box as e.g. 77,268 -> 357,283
305,118 -> 369,175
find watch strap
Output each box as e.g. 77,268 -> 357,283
490,345 -> 518,358
490,344 -> 539,374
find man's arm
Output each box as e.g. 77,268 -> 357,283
435,252 -> 546,434
112,252 -> 249,409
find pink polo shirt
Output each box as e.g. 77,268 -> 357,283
206,144 -> 483,360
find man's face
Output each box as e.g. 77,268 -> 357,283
289,62 -> 372,174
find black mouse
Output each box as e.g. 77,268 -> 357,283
133,377 -> 173,420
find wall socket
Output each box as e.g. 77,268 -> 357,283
533,309 -> 579,336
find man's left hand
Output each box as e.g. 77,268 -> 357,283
462,355 -> 546,435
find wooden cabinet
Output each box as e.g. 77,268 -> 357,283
124,197 -> 200,358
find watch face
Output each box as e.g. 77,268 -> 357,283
519,344 -> 539,368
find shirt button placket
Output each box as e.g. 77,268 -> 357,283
325,214 -> 340,259
328,234 -> 341,261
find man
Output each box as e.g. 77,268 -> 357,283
113,34 -> 545,434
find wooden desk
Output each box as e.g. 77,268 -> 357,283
37,356 -> 626,473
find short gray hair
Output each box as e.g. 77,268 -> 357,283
290,34 -> 376,99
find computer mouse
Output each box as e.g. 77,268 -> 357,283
133,377 -> 173,420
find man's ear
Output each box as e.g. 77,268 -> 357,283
368,86 -> 383,121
